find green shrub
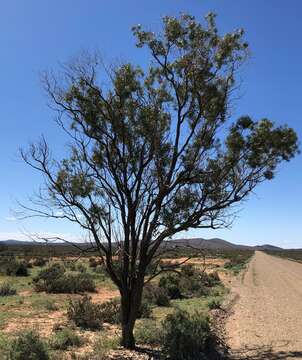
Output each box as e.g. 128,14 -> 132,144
135,319 -> 162,345
137,300 -> 152,319
43,299 -> 58,311
158,274 -> 182,299
0,257 -> 29,277
33,263 -> 96,293
9,330 -> 49,360
67,296 -> 103,330
143,284 -> 170,307
99,298 -> 121,324
0,283 -> 17,296
208,298 -> 222,310
162,310 -> 211,360
51,328 -> 82,350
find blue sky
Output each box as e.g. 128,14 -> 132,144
0,0 -> 301,248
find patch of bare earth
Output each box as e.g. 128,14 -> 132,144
226,251 -> 302,359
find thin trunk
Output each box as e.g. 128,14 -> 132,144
120,277 -> 144,349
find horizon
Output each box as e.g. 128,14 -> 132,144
1,0 -> 301,248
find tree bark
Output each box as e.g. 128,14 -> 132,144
120,278 -> 144,349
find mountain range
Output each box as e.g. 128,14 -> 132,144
0,238 -> 284,251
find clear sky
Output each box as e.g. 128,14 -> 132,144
0,0 -> 301,248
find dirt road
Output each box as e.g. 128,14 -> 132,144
226,251 -> 302,359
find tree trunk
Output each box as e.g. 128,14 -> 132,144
121,319 -> 136,349
120,279 -> 144,349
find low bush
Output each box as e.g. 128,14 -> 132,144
51,328 -> 82,350
208,298 -> 222,310
99,298 -> 121,324
143,283 -> 170,307
0,257 -> 29,277
159,267 -> 221,300
137,300 -> 152,319
135,319 -> 162,345
32,258 -> 48,267
162,310 -> 211,360
67,296 -> 103,330
0,283 -> 17,296
158,274 -> 182,299
8,330 -> 49,360
33,263 -> 96,293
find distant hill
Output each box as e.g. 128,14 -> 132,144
0,238 -> 285,251
166,238 -> 285,251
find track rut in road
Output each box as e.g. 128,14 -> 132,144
226,251 -> 302,359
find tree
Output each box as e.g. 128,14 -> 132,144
21,13 -> 298,348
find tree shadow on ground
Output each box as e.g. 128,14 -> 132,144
229,343 -> 302,360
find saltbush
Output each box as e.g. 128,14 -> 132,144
158,274 -> 182,299
0,257 -> 29,277
67,296 -> 103,330
99,298 -> 121,324
143,283 -> 170,307
8,330 -> 49,360
0,283 -> 17,296
135,319 -> 162,345
162,310 -> 211,360
51,328 -> 82,350
33,263 -> 96,293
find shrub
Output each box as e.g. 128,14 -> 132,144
98,298 -> 121,324
67,296 -> 103,330
33,263 -> 96,293
9,330 -> 49,360
143,284 -> 170,307
0,257 -> 29,277
137,300 -> 152,319
208,298 -> 222,310
43,299 -> 58,311
162,310 -> 211,360
15,262 -> 29,277
158,274 -> 182,299
0,283 -> 17,296
51,328 -> 82,350
135,319 -> 162,345
32,258 -> 48,267
92,336 -> 119,360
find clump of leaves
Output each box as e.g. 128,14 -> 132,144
8,330 -> 49,360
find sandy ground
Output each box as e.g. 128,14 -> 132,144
226,251 -> 302,359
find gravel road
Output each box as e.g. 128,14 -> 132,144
226,251 -> 302,359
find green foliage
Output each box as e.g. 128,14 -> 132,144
159,266 -> 221,300
135,319 -> 163,345
208,298 -> 222,310
137,300 -> 153,319
0,257 -> 29,277
33,263 -> 96,293
9,331 -> 49,360
159,274 -> 182,299
161,310 -> 211,360
98,298 -> 121,324
51,328 -> 82,350
143,283 -> 170,307
0,283 -> 17,296
67,296 -> 103,330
